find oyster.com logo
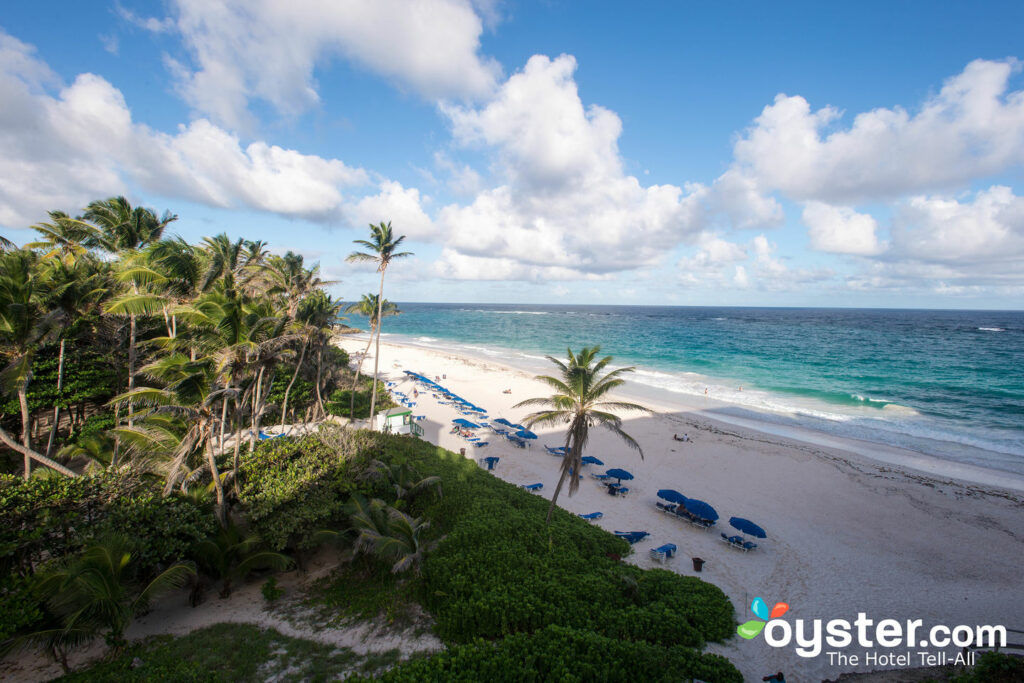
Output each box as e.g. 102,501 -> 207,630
735,595 -> 1006,667
738,596 -> 789,639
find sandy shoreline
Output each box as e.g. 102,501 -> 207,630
340,335 -> 1024,682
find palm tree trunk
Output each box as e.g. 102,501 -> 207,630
248,366 -> 265,454
205,429 -> 226,526
546,433 -> 581,524
368,270 -> 386,428
0,426 -> 79,478
280,340 -> 307,432
349,327 -> 374,419
128,313 -> 137,428
314,343 -> 325,421
219,396 -> 228,452
44,339 -> 66,459
18,383 -> 31,480
232,397 -> 243,494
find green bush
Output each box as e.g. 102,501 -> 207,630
355,625 -> 742,682
369,438 -> 735,648
237,431 -> 375,550
102,494 -> 218,576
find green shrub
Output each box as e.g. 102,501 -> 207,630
952,651 -> 1024,682
355,624 -> 742,682
369,438 -> 735,648
261,577 -> 283,602
237,431 -> 375,550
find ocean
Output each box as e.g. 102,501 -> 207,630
345,304 -> 1024,477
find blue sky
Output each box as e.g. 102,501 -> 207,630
1,1 -> 1023,309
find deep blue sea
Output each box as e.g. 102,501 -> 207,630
347,304 -> 1024,476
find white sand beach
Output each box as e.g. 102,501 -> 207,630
339,336 -> 1024,682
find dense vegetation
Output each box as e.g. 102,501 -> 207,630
1,200 -> 741,681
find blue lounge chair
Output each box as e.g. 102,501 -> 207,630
414,415 -> 426,421
472,441 -> 490,448
521,483 -> 543,493
591,472 -> 612,481
650,543 -> 677,561
720,533 -> 755,550
579,512 -> 603,521
655,501 -> 677,514
545,445 -> 568,456
613,530 -> 649,544
258,431 -> 285,440
606,483 -> 629,497
479,456 -> 499,470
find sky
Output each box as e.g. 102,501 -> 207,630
1,1 -> 1023,310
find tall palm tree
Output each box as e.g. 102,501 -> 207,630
346,222 -> 411,427
86,197 -> 177,432
0,250 -> 60,478
343,294 -> 399,419
83,196 -> 177,254
266,252 -> 335,321
279,291 -> 344,431
38,254 -> 112,458
27,211 -> 98,259
514,346 -> 651,523
115,353 -> 236,524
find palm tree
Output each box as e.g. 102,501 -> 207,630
514,346 -> 651,523
193,520 -> 292,598
343,294 -> 400,419
279,291 -> 344,431
0,250 -> 60,478
114,353 -> 236,524
38,254 -> 112,458
27,536 -> 193,658
27,211 -> 98,259
346,222 -> 411,427
83,196 -> 177,254
266,252 -> 334,321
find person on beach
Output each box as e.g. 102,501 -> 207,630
762,672 -> 785,683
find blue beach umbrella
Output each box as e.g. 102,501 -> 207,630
729,517 -> 767,538
453,418 -> 479,428
682,498 -> 719,522
493,418 -> 515,427
515,429 -> 538,439
657,489 -> 687,504
581,455 -> 603,465
605,468 -> 634,482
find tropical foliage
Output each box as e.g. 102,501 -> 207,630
514,346 -> 651,522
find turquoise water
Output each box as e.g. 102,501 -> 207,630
347,304 -> 1024,475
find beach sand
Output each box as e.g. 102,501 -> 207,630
340,336 -> 1024,682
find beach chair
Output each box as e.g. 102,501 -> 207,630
655,501 -> 677,514
578,512 -> 603,521
257,431 -> 285,440
613,531 -> 649,544
650,543 -> 677,562
521,483 -> 543,493
591,472 -> 612,481
720,533 -> 747,550
473,441 -> 490,448
606,484 -> 629,497
414,415 -> 425,421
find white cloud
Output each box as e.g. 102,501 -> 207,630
706,169 -> 783,230
344,181 -> 435,239
0,30 -> 433,230
892,186 -> 1024,263
802,201 -> 883,255
432,247 -> 613,282
161,0 -> 501,131
733,59 -> 1024,203
436,55 -> 707,278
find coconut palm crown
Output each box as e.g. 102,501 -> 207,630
514,346 -> 651,523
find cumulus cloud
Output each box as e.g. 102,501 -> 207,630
733,59 -> 1024,204
802,202 -> 883,255
156,0 -> 501,131
891,186 -> 1024,264
435,55 -> 708,278
0,30 -> 429,230
344,181 -> 435,239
